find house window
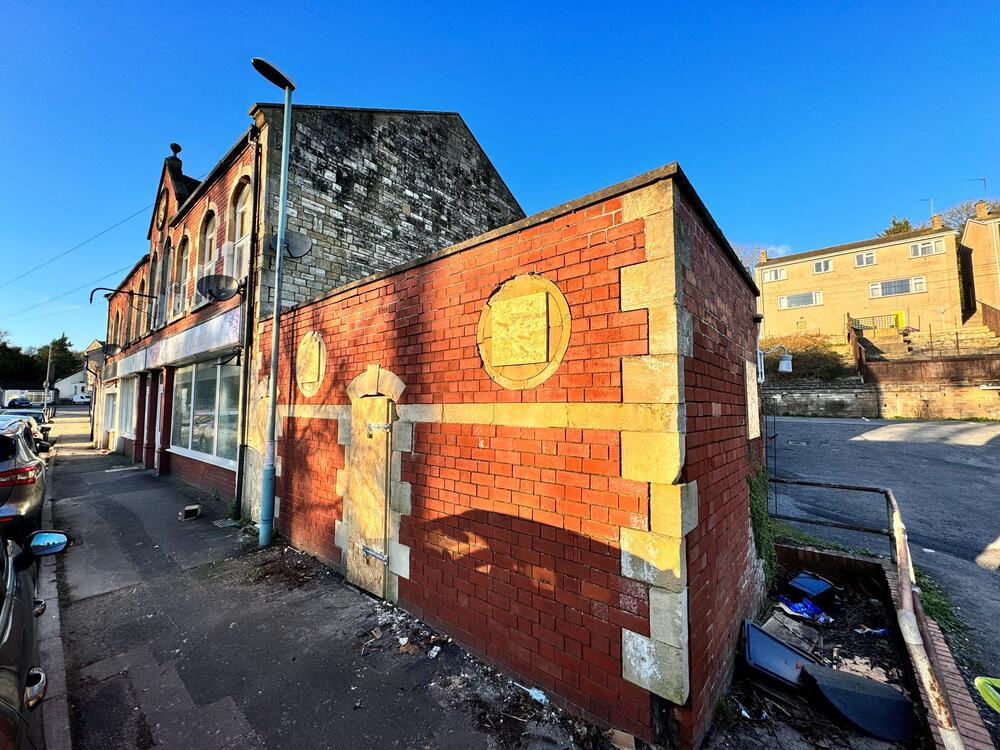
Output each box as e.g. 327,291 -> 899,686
778,291 -> 822,309
854,251 -> 876,267
226,181 -> 252,279
172,239 -> 189,318
170,358 -> 240,464
869,276 -> 926,298
761,268 -> 786,282
118,377 -> 136,438
813,259 -> 832,274
195,212 -> 218,306
909,239 -> 944,258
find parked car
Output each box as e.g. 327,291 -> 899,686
0,410 -> 51,440
0,417 -> 48,542
0,529 -> 70,748
5,398 -> 30,409
71,394 -> 91,404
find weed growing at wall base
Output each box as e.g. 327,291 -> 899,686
747,465 -> 776,589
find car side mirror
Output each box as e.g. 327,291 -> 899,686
26,531 -> 69,557
36,441 -> 50,454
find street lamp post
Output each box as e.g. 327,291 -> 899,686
252,57 -> 295,548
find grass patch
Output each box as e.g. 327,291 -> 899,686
760,333 -> 854,381
914,568 -> 967,635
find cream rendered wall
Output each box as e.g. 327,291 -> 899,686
963,219 -> 1000,310
757,232 -> 962,338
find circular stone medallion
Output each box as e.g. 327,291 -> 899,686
477,274 -> 572,390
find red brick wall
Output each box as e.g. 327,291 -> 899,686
262,176 -> 761,744
169,452 -> 236,501
674,192 -> 765,746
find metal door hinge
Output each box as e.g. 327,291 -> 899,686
366,422 -> 392,437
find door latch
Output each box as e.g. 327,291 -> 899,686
363,545 -> 388,564
366,422 -> 392,438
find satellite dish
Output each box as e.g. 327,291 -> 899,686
197,275 -> 241,302
270,231 -> 313,259
103,343 -> 122,356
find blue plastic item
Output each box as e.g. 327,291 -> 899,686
778,595 -> 833,625
788,571 -> 833,599
743,620 -> 816,688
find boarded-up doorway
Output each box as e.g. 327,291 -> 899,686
344,395 -> 392,598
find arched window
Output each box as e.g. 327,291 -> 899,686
111,310 -> 121,346
157,241 -> 171,326
173,238 -> 189,317
128,283 -> 138,342
138,278 -> 148,334
196,212 -> 218,305
124,291 -> 133,344
227,180 -> 251,278
148,253 -> 159,330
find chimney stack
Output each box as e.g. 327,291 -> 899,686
975,200 -> 990,220
931,214 -> 943,229
759,248 -> 768,264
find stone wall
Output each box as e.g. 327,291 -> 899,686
875,382 -> 1000,420
256,165 -> 762,746
253,105 -> 525,312
763,381 -> 880,418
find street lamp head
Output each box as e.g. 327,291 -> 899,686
777,354 -> 793,373
251,58 -> 295,92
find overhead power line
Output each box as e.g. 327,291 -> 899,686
0,265 -> 133,325
0,205 -> 153,292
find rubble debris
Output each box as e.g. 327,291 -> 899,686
762,611 -> 823,654
743,620 -> 816,688
512,682 -> 550,706
604,728 -> 636,749
212,518 -> 239,528
427,645 -> 441,659
801,663 -> 917,744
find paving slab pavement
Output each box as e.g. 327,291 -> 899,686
48,408 -> 608,749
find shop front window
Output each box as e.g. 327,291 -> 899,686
170,357 -> 240,464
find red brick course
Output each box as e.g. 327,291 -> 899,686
673,191 -> 765,746
169,452 -> 236,502
263,176 -> 761,745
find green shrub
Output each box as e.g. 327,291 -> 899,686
761,333 -> 852,381
747,465 -> 776,589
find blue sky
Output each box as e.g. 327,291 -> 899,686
2,1 -> 998,349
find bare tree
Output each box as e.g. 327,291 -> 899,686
879,216 -> 915,236
941,198 -> 1000,229
732,242 -> 766,274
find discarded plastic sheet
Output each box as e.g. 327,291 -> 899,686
802,664 -> 916,744
853,626 -> 889,636
788,571 -> 833,600
778,595 -> 833,625
512,682 -> 550,705
742,620 -> 816,688
975,676 -> 1000,714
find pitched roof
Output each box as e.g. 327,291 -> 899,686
759,227 -> 956,267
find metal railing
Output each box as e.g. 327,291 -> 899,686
848,313 -> 899,331
769,476 -> 964,748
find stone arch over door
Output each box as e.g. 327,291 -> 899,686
335,364 -> 412,602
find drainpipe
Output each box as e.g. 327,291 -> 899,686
233,128 -> 262,520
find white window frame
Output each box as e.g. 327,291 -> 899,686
168,357 -> 239,469
194,214 -> 218,308
854,251 -> 876,267
761,268 -> 787,283
869,276 -> 926,298
813,259 -> 832,274
778,291 -> 822,310
118,377 -> 137,439
909,239 -> 945,258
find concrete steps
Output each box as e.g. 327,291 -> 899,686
860,323 -> 1000,359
